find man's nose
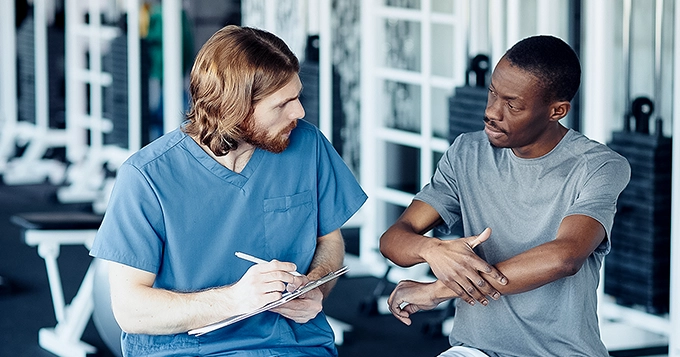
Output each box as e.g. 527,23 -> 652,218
484,97 -> 501,122
292,99 -> 305,120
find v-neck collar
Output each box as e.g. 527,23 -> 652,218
181,133 -> 264,187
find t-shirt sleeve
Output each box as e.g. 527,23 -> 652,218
89,162 -> 165,274
565,153 -> 631,254
315,132 -> 367,237
414,137 -> 463,235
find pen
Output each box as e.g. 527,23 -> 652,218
235,251 -> 303,276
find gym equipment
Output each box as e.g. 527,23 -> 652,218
0,0 -> 18,174
2,1 -> 68,185
298,34 -> 346,159
448,54 -> 489,143
606,98 -> 672,315
56,0 -> 135,211
604,0 -> 672,315
11,211 -> 103,357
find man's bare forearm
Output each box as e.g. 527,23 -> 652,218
486,215 -> 607,295
380,200 -> 444,267
109,263 -> 241,335
308,229 -> 345,297
109,259 -> 304,335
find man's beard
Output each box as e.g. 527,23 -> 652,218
240,118 -> 297,154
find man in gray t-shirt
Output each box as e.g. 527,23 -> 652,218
379,35 -> 630,357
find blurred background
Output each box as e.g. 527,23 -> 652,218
0,0 -> 678,356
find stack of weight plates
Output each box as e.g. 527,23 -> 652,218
447,85 -> 487,143
299,60 -> 320,128
17,16 -> 36,125
605,129 -> 672,315
103,32 -> 130,148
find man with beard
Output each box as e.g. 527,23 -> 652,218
90,25 -> 366,357
379,35 -> 630,357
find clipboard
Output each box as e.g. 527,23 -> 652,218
188,265 -> 349,336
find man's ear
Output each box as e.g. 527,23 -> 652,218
549,101 -> 571,122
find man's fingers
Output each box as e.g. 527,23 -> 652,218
464,229 -> 509,287
388,300 -> 413,325
442,269 -> 501,304
387,287 -> 414,325
264,260 -> 299,275
393,314 -> 412,326
465,264 -> 506,298
285,275 -> 309,291
455,278 -> 489,306
472,276 -> 502,300
264,281 -> 287,294
439,276 -> 476,306
258,269 -> 304,286
466,227 -> 491,249
476,263 -> 508,286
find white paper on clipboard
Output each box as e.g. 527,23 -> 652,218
188,265 -> 349,336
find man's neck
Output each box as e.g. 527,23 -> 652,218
512,124 -> 569,159
192,136 -> 255,173
220,144 -> 256,173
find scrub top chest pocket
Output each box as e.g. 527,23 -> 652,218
263,190 -> 316,262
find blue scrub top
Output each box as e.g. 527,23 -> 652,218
90,120 -> 367,356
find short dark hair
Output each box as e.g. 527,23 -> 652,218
504,35 -> 581,103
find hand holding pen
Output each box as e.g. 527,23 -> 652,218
234,252 -> 326,324
235,252 -> 303,276
235,252 -> 315,304
226,252 -> 307,316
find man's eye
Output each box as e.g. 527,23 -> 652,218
507,102 -> 515,109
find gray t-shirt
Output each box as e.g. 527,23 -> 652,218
415,129 -> 630,357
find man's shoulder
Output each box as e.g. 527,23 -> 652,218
561,131 -> 631,180
449,130 -> 489,152
292,120 -> 323,139
125,129 -> 188,168
566,130 -> 628,163
288,120 -> 331,151
456,130 -> 488,142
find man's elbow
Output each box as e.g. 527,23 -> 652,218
379,232 -> 400,263
110,302 -> 144,334
379,238 -> 412,268
558,257 -> 585,277
110,295 -> 160,334
378,235 -> 389,258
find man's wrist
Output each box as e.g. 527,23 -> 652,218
432,280 -> 459,302
419,236 -> 442,264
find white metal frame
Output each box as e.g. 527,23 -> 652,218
57,0 -> 140,213
59,0 -> 114,204
317,0 -> 332,138
127,0 -> 142,155
24,228 -> 99,357
0,0 -> 18,173
358,0 -> 570,278
161,0 -> 184,134
668,1 -> 680,354
1,0 -> 68,185
582,1 -> 677,353
360,0 -> 677,350
360,0 -> 467,277
21,1 -> 144,353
